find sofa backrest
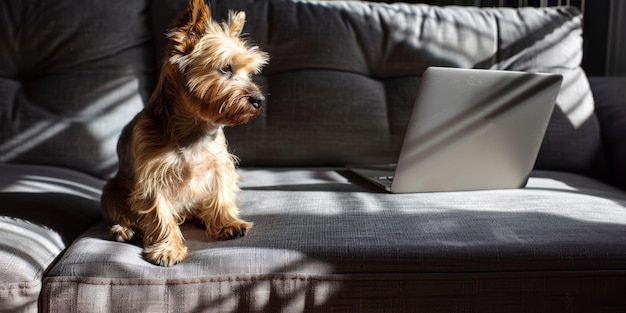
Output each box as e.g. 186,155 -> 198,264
153,0 -> 605,177
0,0 -> 154,179
0,0 -> 607,180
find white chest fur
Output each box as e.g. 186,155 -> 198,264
173,130 -> 238,212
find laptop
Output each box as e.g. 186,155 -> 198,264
348,67 -> 563,193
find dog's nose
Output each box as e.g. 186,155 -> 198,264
249,94 -> 265,109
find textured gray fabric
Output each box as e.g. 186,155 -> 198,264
0,164 -> 102,313
149,1 -> 606,177
590,77 -> 626,189
43,168 -> 626,312
0,0 -> 154,179
43,273 -> 626,312
0,1 -> 621,311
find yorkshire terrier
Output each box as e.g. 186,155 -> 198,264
100,0 -> 268,266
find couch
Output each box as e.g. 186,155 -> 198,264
1,0 -> 626,312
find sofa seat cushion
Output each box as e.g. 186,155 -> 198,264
42,168 -> 626,312
0,164 -> 102,313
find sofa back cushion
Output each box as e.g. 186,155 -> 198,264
0,0 -> 154,179
150,0 -> 608,179
148,1 -> 601,177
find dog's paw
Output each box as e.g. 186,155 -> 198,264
143,243 -> 188,267
212,221 -> 252,240
110,224 -> 135,243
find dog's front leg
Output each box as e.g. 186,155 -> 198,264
197,171 -> 252,240
133,194 -> 188,267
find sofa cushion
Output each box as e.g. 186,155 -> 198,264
42,168 -> 626,312
0,164 -> 102,313
152,1 -> 606,178
0,0 -> 154,179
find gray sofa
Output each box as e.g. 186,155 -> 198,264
1,0 -> 626,312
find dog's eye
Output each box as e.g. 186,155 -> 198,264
220,64 -> 233,78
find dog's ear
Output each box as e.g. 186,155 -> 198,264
227,11 -> 246,38
168,0 -> 211,63
186,0 -> 211,36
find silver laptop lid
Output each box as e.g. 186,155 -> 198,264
390,67 -> 562,193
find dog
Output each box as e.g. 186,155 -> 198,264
100,0 -> 269,266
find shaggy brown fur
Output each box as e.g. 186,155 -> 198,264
100,0 -> 268,266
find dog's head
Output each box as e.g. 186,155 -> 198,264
166,0 -> 269,126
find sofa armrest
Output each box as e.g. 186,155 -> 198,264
590,77 -> 626,189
